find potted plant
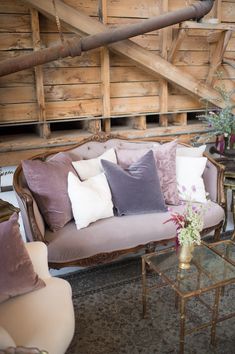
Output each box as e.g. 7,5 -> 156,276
198,84 -> 235,154
164,193 -> 206,269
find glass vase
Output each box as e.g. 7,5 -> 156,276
224,134 -> 231,151
216,134 -> 230,153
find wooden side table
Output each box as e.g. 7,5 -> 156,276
0,199 -> 20,222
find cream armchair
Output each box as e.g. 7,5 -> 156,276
0,242 -> 75,354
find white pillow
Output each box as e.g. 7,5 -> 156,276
68,172 -> 114,230
176,156 -> 208,203
176,145 -> 206,157
72,148 -> 117,180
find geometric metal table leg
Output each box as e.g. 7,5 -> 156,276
211,287 -> 221,346
223,186 -> 228,232
179,298 -> 186,354
232,190 -> 235,239
142,257 -> 147,318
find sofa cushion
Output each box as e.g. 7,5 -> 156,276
72,148 -> 117,181
0,347 -> 47,353
0,327 -> 16,349
176,156 -> 208,203
68,172 -> 114,229
0,278 -> 74,354
0,213 -> 45,304
45,201 -> 224,264
101,150 -> 167,216
115,140 -> 179,205
22,153 -> 75,231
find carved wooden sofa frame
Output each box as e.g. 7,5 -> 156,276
13,133 -> 225,269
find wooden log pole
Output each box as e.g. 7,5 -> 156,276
30,8 -> 50,139
100,0 -> 111,132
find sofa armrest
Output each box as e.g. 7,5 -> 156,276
0,327 -> 16,349
13,165 -> 45,243
203,153 -> 225,207
25,242 -> 51,279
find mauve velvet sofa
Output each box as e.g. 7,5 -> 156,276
13,134 -> 225,269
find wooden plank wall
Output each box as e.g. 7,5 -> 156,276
0,0 -> 235,165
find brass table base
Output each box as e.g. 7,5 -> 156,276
142,245 -> 235,354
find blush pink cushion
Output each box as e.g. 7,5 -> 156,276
22,152 -> 75,231
116,140 -> 179,205
0,213 -> 45,304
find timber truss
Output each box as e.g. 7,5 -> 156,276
24,0 -> 234,117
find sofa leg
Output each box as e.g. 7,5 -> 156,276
231,230 -> 235,241
214,222 -> 223,241
145,242 -> 156,254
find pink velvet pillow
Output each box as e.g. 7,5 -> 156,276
22,152 -> 75,231
116,140 -> 179,205
0,213 -> 45,304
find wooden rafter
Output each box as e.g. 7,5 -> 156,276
25,0 -> 228,109
159,0 -> 169,127
207,30 -> 233,85
223,57 -> 235,69
168,28 -> 187,63
99,0 -> 111,132
30,8 -> 50,138
181,21 -> 235,31
215,0 -> 222,22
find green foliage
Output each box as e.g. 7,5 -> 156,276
198,82 -> 235,139
165,199 -> 208,246
177,202 -> 204,246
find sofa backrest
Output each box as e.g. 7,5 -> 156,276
48,139 -> 159,161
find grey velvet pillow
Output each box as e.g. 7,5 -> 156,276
116,140 -> 179,205
22,152 -> 75,231
101,150 -> 167,216
0,213 -> 45,304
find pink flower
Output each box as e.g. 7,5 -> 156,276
163,212 -> 186,250
163,201 -> 205,249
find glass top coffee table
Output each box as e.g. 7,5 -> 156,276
203,239 -> 235,266
141,242 -> 235,354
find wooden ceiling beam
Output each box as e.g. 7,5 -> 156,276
24,0 -> 226,108
30,8 -> 50,139
207,30 -> 233,85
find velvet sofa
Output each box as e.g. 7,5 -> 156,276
0,241 -> 75,354
13,134 -> 225,269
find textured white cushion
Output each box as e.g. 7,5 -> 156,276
176,156 -> 208,203
68,172 -> 114,230
72,148 -> 117,180
0,326 -> 16,349
176,145 -> 206,157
